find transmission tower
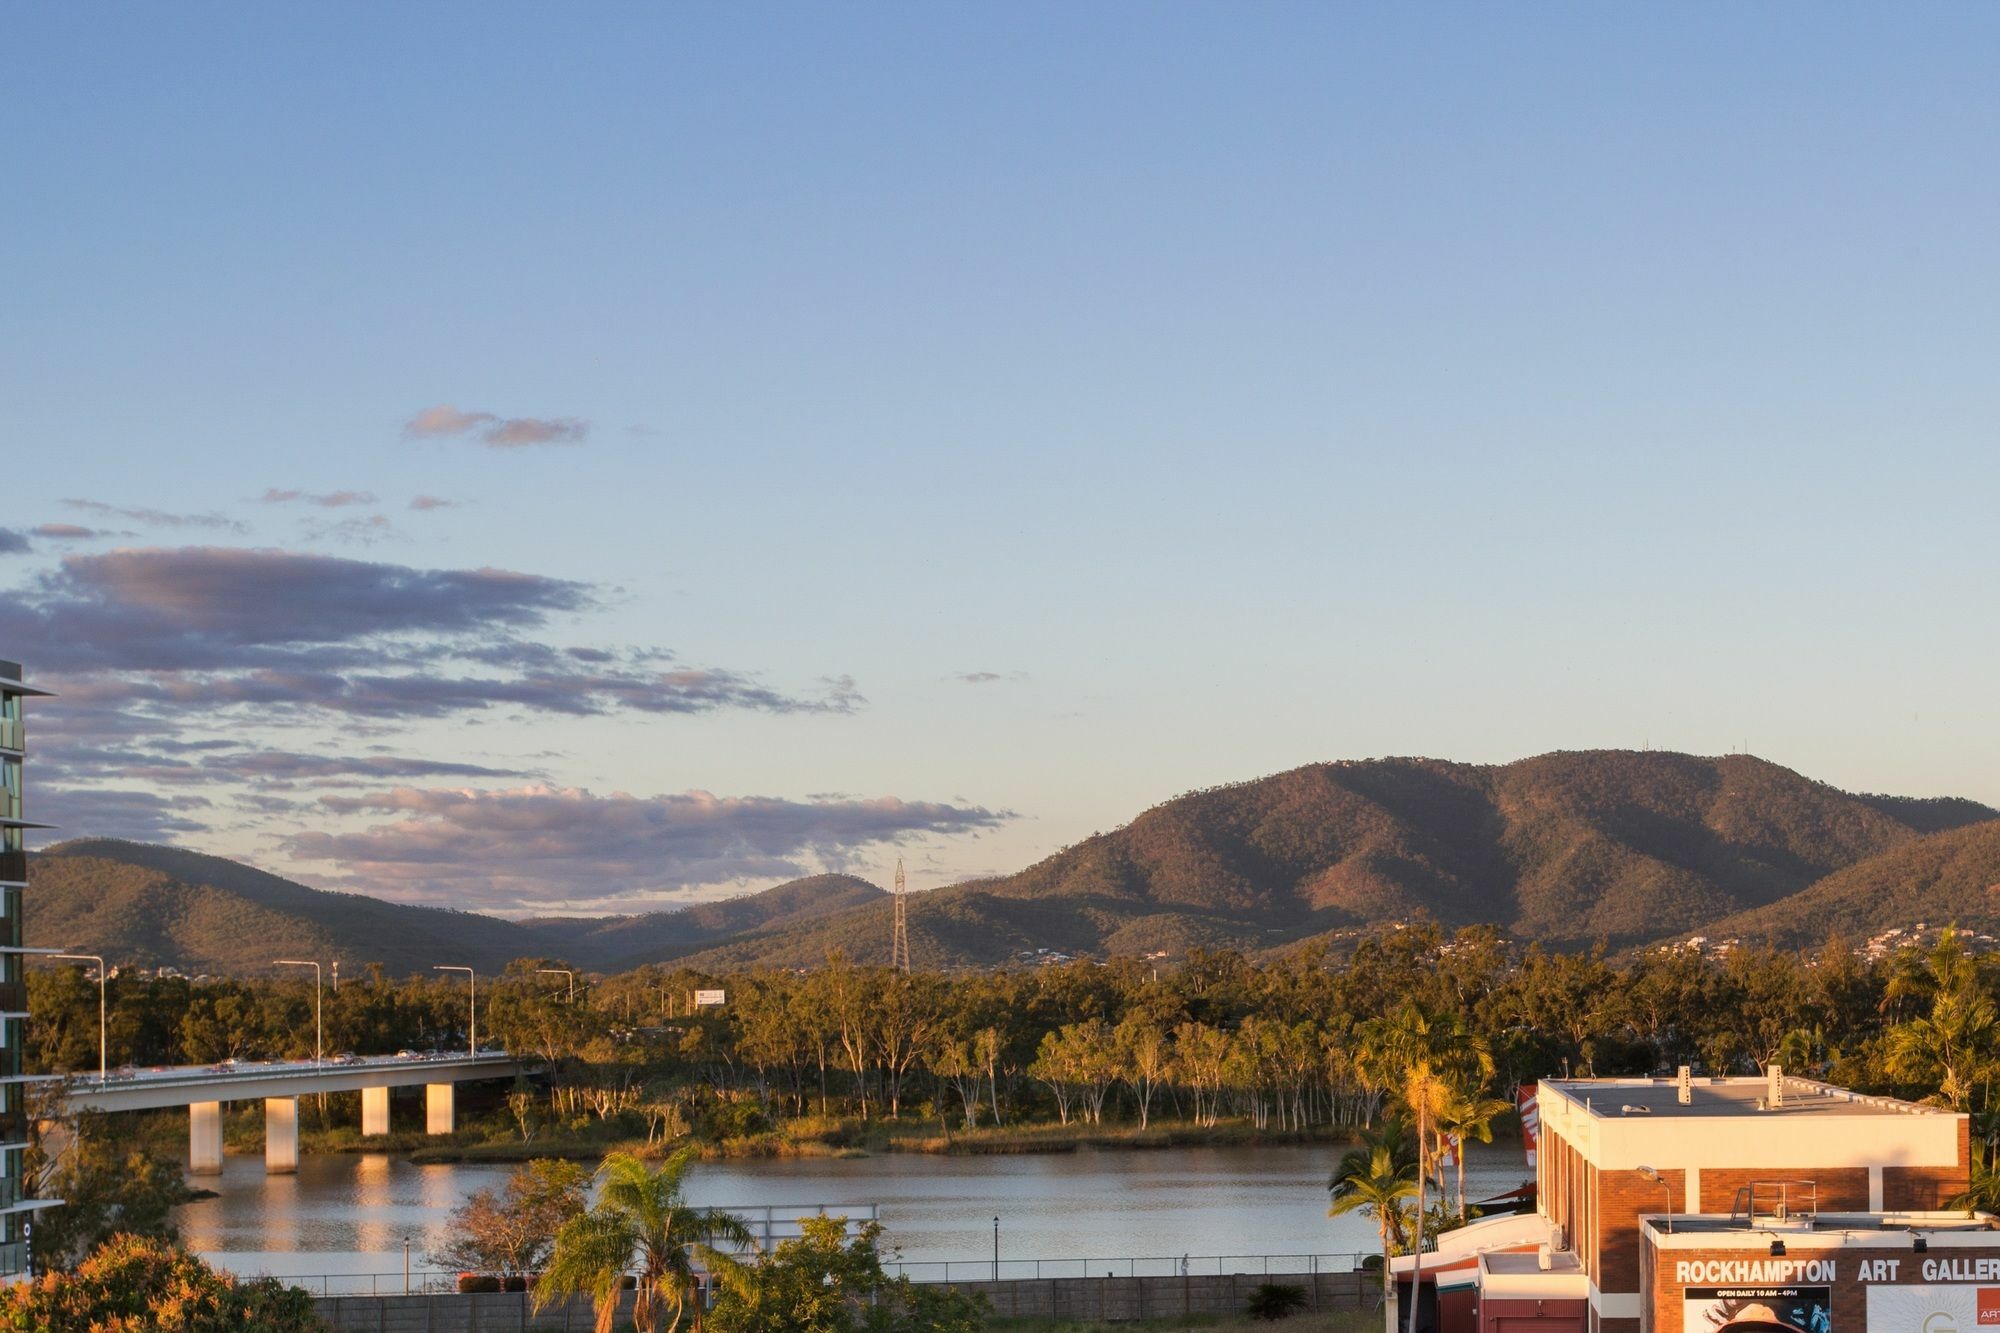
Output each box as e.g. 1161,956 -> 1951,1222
890,858 -> 910,973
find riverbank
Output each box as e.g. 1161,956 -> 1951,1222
387,1116 -> 1358,1164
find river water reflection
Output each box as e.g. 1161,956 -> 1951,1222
181,1143 -> 1531,1287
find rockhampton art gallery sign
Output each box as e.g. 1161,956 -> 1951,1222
1671,1256 -> 2000,1331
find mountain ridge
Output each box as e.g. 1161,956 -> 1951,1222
27,752 -> 2000,973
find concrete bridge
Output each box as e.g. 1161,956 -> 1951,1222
64,1051 -> 529,1176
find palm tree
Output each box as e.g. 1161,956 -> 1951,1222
1886,986 -> 1998,1110
1356,1003 -> 1493,1333
1329,1144 -> 1417,1333
534,1147 -> 756,1333
1434,1088 -> 1511,1217
540,1211 -> 645,1333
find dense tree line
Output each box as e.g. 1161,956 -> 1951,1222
25,927 -> 2000,1148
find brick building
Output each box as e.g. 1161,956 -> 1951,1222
1405,1070 -> 1974,1333
1643,1210 -> 2000,1331
1537,1070 -> 1968,1330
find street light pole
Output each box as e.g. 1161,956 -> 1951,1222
993,1217 -> 999,1281
435,966 -> 475,1056
48,953 -> 106,1083
536,967 -> 576,1002
274,960 -> 322,1066
1637,1165 -> 1674,1234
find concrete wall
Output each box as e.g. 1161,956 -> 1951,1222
315,1291 -> 629,1332
314,1271 -> 1372,1330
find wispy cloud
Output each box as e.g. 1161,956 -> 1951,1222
62,499 -> 247,532
409,495 -> 458,512
954,670 -> 1027,684
300,514 -> 398,546
285,784 -> 1009,910
261,489 -> 379,508
0,528 -> 28,555
31,523 -> 127,540
404,404 -> 588,448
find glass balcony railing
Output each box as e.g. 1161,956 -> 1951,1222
0,1240 -> 26,1276
0,852 -> 22,885
0,719 -> 20,752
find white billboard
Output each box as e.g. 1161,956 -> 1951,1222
1866,1284 -> 2000,1330
692,989 -> 726,1007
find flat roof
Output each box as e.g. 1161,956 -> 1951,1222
1650,1213 -> 1995,1235
1484,1251 -> 1585,1276
1543,1075 -> 1948,1120
1643,1213 -> 2000,1249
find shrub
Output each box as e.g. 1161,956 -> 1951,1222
458,1273 -> 502,1293
1,1234 -> 321,1331
1246,1283 -> 1310,1320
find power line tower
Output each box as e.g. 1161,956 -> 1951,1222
890,857 -> 910,973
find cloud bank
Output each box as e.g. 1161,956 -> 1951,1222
285,784 -> 1008,910
2,545 -> 868,864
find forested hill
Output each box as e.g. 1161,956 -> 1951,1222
1705,819 -> 2000,947
27,841 -> 537,975
25,841 -> 884,975
671,751 -> 2000,969
515,875 -> 885,974
27,753 -> 2000,974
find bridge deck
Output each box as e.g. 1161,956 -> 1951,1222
65,1052 -> 528,1112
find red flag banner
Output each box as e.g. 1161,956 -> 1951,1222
1517,1087 -> 1540,1169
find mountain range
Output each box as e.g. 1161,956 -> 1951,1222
27,751 -> 2000,974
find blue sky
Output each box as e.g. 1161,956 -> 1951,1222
4,5 -> 1997,913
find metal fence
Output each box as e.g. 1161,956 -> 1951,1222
282,1251 -> 1371,1297
882,1253 -> 1370,1282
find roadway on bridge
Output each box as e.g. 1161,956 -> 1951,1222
64,1051 -> 529,1112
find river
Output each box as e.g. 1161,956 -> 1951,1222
180,1143 -> 1533,1292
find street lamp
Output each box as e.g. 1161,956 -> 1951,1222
274,960 -> 323,1066
1637,1165 -> 1674,1234
993,1217 -> 999,1281
435,966 -> 476,1056
47,953 -> 106,1083
536,968 -> 575,1002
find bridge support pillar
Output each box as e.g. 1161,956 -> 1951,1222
425,1082 -> 454,1135
362,1085 -> 390,1136
264,1097 -> 298,1174
189,1100 -> 223,1176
